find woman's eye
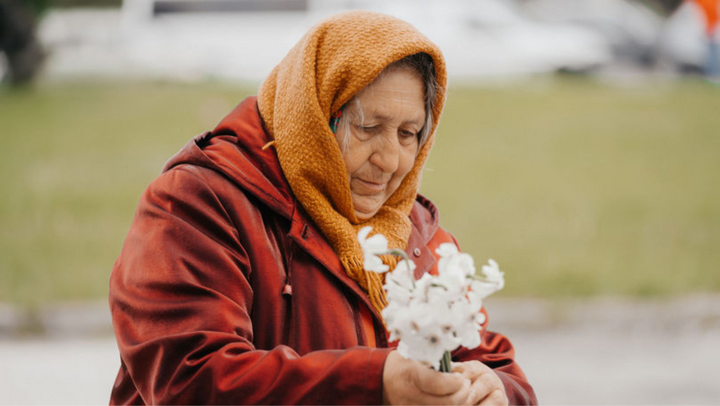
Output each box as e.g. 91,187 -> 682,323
352,124 -> 380,141
399,130 -> 418,144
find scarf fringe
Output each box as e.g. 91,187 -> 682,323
341,254 -> 402,319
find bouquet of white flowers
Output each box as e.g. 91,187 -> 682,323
358,226 -> 504,372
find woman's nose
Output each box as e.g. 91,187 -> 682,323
368,131 -> 400,173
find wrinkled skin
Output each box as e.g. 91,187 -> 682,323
382,352 -> 509,405
336,68 -> 425,220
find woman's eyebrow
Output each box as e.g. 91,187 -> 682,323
367,111 -> 391,121
368,111 -> 424,125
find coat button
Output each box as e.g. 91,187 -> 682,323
413,248 -> 422,257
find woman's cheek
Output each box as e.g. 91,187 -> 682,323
398,147 -> 417,177
346,143 -> 372,175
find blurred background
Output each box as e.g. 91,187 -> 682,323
1,0 -> 719,404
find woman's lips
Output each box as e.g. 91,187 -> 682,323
353,178 -> 387,194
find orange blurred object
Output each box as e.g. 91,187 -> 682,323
693,0 -> 719,35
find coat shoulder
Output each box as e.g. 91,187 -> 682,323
410,193 -> 441,242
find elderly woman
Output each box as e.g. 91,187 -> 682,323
109,11 -> 536,405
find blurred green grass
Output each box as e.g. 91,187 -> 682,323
1,78 -> 719,305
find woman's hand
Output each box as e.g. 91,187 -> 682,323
382,351 -> 476,405
452,360 -> 508,405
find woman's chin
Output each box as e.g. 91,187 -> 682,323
353,207 -> 380,222
351,195 -> 386,221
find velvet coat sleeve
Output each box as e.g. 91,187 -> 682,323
109,166 -> 389,405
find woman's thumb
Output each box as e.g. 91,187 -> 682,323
414,367 -> 468,396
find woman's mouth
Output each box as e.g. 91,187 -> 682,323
353,178 -> 387,194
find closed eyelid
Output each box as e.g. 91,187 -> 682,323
400,126 -> 422,137
354,124 -> 381,134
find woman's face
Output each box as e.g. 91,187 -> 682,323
336,68 -> 426,221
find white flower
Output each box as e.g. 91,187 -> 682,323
396,324 -> 454,371
470,280 -> 496,300
364,255 -> 389,274
482,259 -> 505,290
382,302 -> 411,341
409,273 -> 435,303
433,243 -> 476,301
456,325 -> 482,350
468,290 -> 485,316
394,257 -> 416,276
357,228 -> 505,370
449,298 -> 485,350
437,255 -> 474,297
408,301 -> 449,332
455,252 -> 477,277
358,226 -> 389,273
437,244 -> 475,278
435,242 -> 459,258
385,260 -> 415,305
472,259 -> 504,298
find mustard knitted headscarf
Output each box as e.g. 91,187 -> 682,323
258,11 -> 447,316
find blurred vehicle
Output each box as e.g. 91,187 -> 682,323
520,0 -> 663,66
118,0 -> 314,81
38,0 -> 315,81
362,0 -> 612,79
38,0 -> 612,82
657,0 -> 720,73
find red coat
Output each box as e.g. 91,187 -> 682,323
109,97 -> 537,405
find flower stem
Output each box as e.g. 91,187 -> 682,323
387,248 -> 410,263
439,350 -> 452,373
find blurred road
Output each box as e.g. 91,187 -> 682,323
0,337 -> 118,405
507,327 -> 720,404
1,296 -> 719,404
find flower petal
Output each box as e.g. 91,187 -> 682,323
357,226 -> 373,244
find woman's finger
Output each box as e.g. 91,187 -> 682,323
477,388 -> 508,406
414,366 -> 468,397
471,370 -> 508,406
452,360 -> 485,380
419,377 -> 476,405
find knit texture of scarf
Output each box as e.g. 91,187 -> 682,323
257,10 -> 447,317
